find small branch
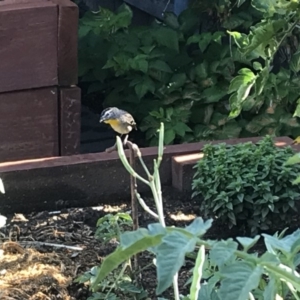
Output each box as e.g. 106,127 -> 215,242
105,142 -> 117,153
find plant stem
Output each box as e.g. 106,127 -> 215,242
135,191 -> 159,219
116,137 -> 150,186
173,273 -> 180,300
105,260 -> 130,298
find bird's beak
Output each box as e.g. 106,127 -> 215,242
99,117 -> 104,123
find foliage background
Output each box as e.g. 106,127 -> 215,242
77,0 -> 300,146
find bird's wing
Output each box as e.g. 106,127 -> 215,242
122,112 -> 137,129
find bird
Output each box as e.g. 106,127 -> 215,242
99,107 -> 137,145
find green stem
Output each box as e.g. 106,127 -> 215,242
116,136 -> 150,186
136,150 -> 152,179
149,180 -> 165,226
190,245 -> 205,300
105,260 -> 130,299
135,190 -> 159,219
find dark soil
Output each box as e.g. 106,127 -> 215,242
1,188 -> 299,300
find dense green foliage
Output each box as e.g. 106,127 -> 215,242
192,136 -> 300,234
78,0 -> 300,146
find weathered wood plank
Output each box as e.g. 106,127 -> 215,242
0,1 -> 58,93
0,88 -> 59,162
59,86 -> 81,156
52,0 -> 79,86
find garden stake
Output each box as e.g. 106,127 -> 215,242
128,141 -> 140,280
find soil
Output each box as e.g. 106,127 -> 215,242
1,188 -> 299,300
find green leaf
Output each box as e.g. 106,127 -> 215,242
227,31 -> 249,49
210,240 -> 238,266
156,231 -> 197,294
130,58 -> 148,73
253,61 -> 262,71
168,73 -> 187,91
120,228 -> 150,248
201,86 -> 228,103
293,176 -> 300,185
236,236 -> 260,251
149,60 -> 173,73
263,277 -> 277,300
195,62 -> 208,79
237,0 -> 246,7
153,27 -> 179,52
290,50 -> 300,73
187,34 -> 201,45
183,87 -> 202,101
197,281 -> 220,300
164,129 -> 176,144
198,33 -> 212,52
173,122 -> 192,137
241,20 -> 286,55
78,26 -> 91,38
219,262 -> 263,300
229,69 -> 256,94
163,12 -> 180,29
91,234 -> 162,289
245,114 -> 276,133
251,0 -> 280,15
223,15 -> 246,30
185,217 -> 213,236
286,153 -> 300,165
134,77 -> 155,99
262,229 -> 300,255
293,99 -> 300,118
255,66 -> 269,96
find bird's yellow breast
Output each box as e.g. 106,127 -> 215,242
104,119 -> 131,134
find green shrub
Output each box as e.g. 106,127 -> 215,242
192,136 -> 300,234
78,2 -> 300,146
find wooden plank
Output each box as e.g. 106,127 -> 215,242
59,86 -> 81,156
0,88 -> 59,162
51,0 -> 79,86
0,1 -> 58,93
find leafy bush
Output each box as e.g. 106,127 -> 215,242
78,1 -> 300,146
192,136 -> 300,234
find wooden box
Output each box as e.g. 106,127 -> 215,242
0,0 -> 81,162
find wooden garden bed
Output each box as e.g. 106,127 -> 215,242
0,136 -> 297,215
0,0 -> 81,162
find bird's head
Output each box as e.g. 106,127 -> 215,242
99,107 -> 118,124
